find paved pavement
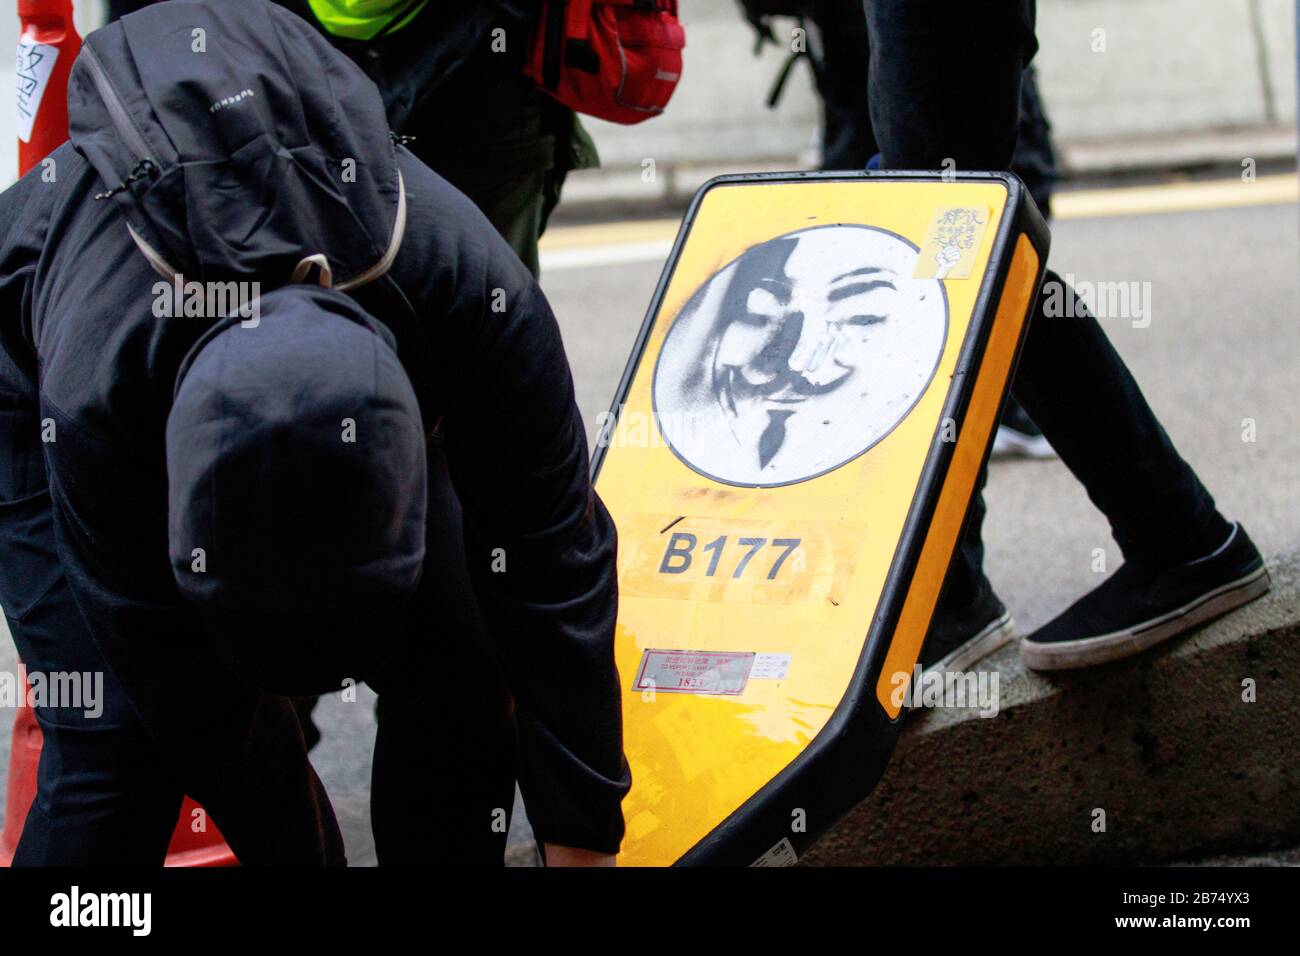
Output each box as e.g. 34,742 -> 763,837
3,173 -> 1294,863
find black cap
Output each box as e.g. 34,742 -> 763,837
166,285 -> 426,694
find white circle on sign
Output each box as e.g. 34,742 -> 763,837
652,224 -> 949,487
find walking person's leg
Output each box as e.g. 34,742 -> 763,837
861,0 -> 1046,672
994,66 -> 1060,460
808,0 -> 877,170
1010,281 -> 1267,669
863,0 -> 1267,671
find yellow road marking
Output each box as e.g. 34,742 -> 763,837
541,218 -> 680,251
1052,173 -> 1297,220
539,174 -> 1298,261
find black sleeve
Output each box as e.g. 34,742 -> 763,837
0,151 -> 56,404
0,154 -> 56,510
439,278 -> 630,854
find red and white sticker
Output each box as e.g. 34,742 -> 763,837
633,650 -> 755,696
16,39 -> 58,144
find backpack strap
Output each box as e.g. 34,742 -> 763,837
337,170 -> 408,291
289,254 -> 334,287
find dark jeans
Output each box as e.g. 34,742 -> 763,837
812,1 -> 1059,219
0,397 -> 337,865
0,407 -> 511,865
0,459 -> 183,863
806,0 -> 878,171
861,0 -> 1226,614
4,578 -> 184,866
0,399 -> 176,864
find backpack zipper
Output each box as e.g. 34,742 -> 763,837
93,158 -> 158,200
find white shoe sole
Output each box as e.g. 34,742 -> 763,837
924,611 -> 1017,676
1019,565 -> 1271,672
991,427 -> 1057,460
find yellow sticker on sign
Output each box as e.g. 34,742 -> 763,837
914,206 -> 994,279
593,172 -> 1047,866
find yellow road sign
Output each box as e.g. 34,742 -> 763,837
593,172 -> 1049,866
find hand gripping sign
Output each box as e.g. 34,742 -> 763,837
592,171 -> 1049,866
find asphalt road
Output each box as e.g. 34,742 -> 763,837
0,181 -> 1296,864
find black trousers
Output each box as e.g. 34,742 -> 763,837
811,1 -> 1059,219
0,402 -> 183,864
861,0 -> 1225,617
0,402 -> 513,865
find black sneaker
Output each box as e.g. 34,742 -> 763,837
1020,522 -> 1270,671
921,588 -> 1016,675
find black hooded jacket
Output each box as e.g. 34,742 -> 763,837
0,0 -> 627,854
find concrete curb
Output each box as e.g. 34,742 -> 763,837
555,125 -> 1298,218
1059,125 -> 1299,177
802,551 -> 1300,866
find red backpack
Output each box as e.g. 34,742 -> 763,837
525,0 -> 685,125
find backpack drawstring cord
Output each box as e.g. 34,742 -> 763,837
93,158 -> 159,201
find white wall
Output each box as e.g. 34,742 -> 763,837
583,0 -> 1298,169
